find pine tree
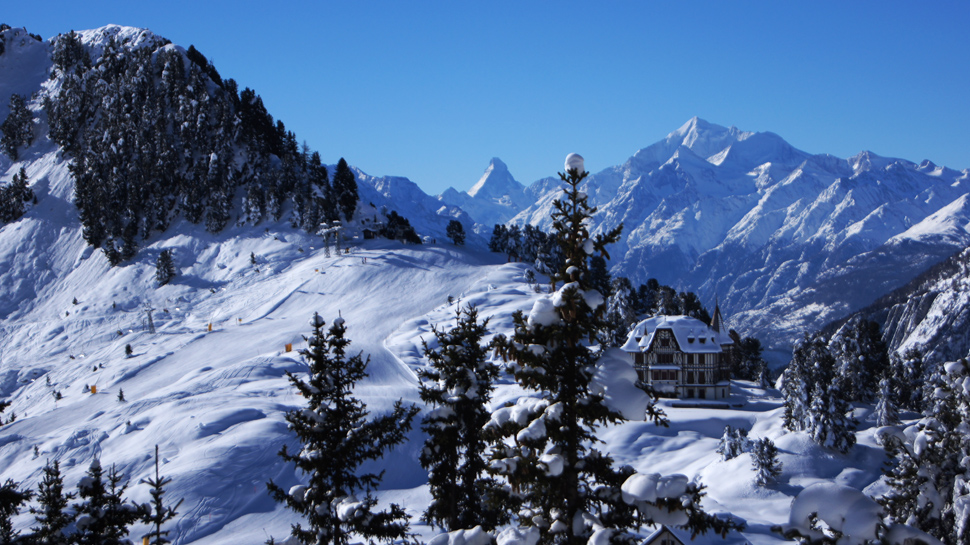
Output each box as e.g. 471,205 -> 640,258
830,318 -> 887,403
31,460 -> 75,545
380,211 -> 421,244
0,479 -> 33,545
889,347 -> 925,412
782,334 -> 815,432
716,426 -> 750,461
488,224 -> 508,254
751,438 -> 782,486
873,376 -> 899,427
267,313 -> 419,545
0,167 -> 32,224
73,459 -> 143,545
880,358 -> 970,545
731,335 -> 767,382
805,343 -> 855,454
332,158 -> 358,222
155,249 -> 176,286
140,446 -> 182,545
781,330 -> 856,452
603,276 -> 637,347
491,157 -> 738,545
445,219 -> 466,246
588,255 -> 612,302
419,305 -> 508,532
1,94 -> 33,160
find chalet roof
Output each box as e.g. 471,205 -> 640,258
642,524 -> 749,545
642,526 -> 686,545
621,315 -> 733,354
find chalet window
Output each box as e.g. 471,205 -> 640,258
699,389 -> 706,399
687,389 -> 695,398
652,371 -> 660,381
699,372 -> 705,384
686,353 -> 693,364
635,352 -> 645,365
687,371 -> 694,384
658,353 -> 674,364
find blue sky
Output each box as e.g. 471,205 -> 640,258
6,1 -> 969,195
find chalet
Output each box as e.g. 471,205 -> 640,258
621,308 -> 733,400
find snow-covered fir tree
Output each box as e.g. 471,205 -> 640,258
0,479 -> 32,544
750,438 -> 782,486
140,446 -> 182,545
30,460 -> 75,545
603,277 -> 637,347
491,156 -> 739,545
155,249 -> 176,287
716,426 -> 751,461
418,305 -> 508,531
268,313 -> 419,545
782,334 -> 815,432
888,347 -> 926,412
806,351 -> 855,454
73,459 -> 143,545
873,376 -> 900,427
829,317 -> 888,403
0,167 -> 33,224
0,93 -> 33,160
879,358 -> 970,545
783,332 -> 856,453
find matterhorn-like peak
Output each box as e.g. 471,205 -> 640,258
467,157 -> 521,199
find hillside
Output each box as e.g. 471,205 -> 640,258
827,244 -> 970,364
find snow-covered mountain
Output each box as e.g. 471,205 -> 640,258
0,24 -> 955,545
832,245 -> 970,364
437,158 -> 533,229
508,118 -> 970,355
353,166 -> 482,246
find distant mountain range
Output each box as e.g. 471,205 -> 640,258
439,118 -> 969,356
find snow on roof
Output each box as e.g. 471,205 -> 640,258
642,526 -> 685,545
641,523 -> 748,545
621,315 -> 733,354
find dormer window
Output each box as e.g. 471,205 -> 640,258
699,338 -> 706,344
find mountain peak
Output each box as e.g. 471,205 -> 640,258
468,157 -> 518,199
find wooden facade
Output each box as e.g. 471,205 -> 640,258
622,314 -> 733,400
